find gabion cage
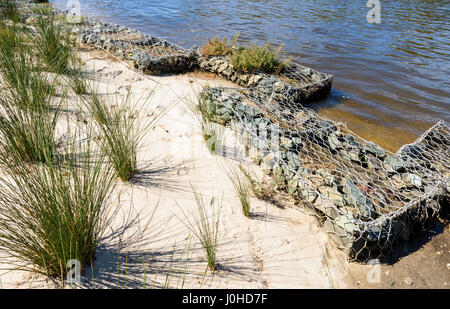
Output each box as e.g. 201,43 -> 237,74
199,87 -> 448,261
199,55 -> 333,105
70,16 -> 199,75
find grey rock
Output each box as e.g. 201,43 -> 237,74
298,167 -> 313,178
328,133 -> 345,151
384,156 -> 407,173
336,214 -> 356,234
286,151 -> 301,168
343,179 -> 376,219
401,173 -> 422,188
364,142 -> 386,159
319,186 -> 344,206
299,184 -> 318,203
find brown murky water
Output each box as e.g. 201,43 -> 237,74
53,0 -> 450,152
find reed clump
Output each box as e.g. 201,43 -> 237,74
178,189 -> 221,272
0,130 -> 116,278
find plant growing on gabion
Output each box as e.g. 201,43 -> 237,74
200,35 -> 237,58
230,43 -> 288,74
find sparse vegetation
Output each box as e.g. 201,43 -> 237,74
0,129 -> 116,278
230,43 -> 288,74
186,91 -> 225,155
82,90 -> 166,182
201,120 -> 224,155
70,72 -> 89,95
224,163 -> 251,217
178,189 -> 221,272
200,34 -> 238,58
239,165 -> 277,201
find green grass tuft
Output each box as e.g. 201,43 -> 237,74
0,128 -> 116,278
178,189 -> 221,272
230,43 -> 288,74
0,22 -> 62,164
224,163 -> 251,217
0,0 -> 20,23
31,13 -> 74,74
82,90 -> 167,182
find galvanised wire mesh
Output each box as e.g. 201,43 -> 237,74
198,86 -> 448,261
73,16 -> 198,75
198,55 -> 333,105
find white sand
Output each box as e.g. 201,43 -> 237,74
0,48 -> 352,289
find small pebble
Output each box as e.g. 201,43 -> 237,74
404,277 -> 414,285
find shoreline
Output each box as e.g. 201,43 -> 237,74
0,1 -> 448,289
50,0 -> 449,152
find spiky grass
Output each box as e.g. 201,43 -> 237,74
178,189 -> 221,272
82,89 -> 166,182
230,43 -> 289,74
0,101 -> 60,164
224,162 -> 251,217
31,12 -> 74,74
0,23 -> 62,164
0,127 -> 116,279
0,0 -> 20,23
70,72 -> 89,95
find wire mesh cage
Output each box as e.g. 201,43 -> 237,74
75,17 -> 198,75
199,54 -> 333,105
199,86 -> 448,261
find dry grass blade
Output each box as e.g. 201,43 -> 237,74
176,188 -> 221,272
223,161 -> 252,217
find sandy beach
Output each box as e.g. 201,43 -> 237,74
0,7 -> 448,288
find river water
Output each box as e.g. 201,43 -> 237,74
52,0 -> 450,151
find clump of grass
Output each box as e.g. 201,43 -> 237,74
31,13 -> 74,74
224,163 -> 251,217
0,22 -> 61,164
32,3 -> 53,16
200,34 -> 238,58
230,43 -> 288,74
178,189 -> 221,272
70,72 -> 89,95
0,0 -> 20,23
82,90 -> 166,182
0,101 -> 60,164
0,128 -> 116,279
